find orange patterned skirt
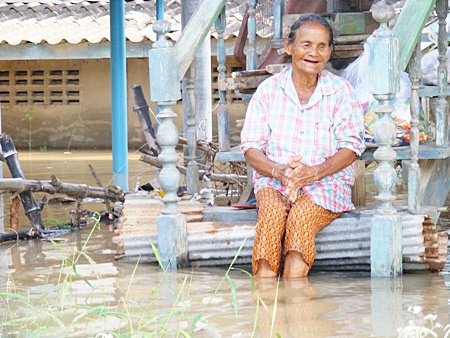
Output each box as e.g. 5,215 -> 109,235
252,187 -> 342,275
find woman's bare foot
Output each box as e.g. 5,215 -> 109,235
282,251 -> 309,278
254,259 -> 277,278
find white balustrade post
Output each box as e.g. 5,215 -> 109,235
406,44 -> 421,214
215,8 -> 230,151
368,2 -> 402,277
246,0 -> 257,71
436,0 -> 449,148
149,21 -> 188,269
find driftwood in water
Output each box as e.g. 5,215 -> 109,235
0,228 -> 35,242
130,84 -> 160,156
0,227 -> 71,243
0,177 -> 125,202
131,85 -> 215,158
10,196 -> 20,231
140,153 -> 247,184
1,133 -> 45,230
88,163 -> 114,216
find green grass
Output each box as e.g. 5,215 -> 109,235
0,217 -> 273,337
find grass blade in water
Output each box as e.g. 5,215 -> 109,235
226,275 -> 238,317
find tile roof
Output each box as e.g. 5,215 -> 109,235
0,0 -> 272,46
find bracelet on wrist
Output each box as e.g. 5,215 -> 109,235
271,163 -> 280,178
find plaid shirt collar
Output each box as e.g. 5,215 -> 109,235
280,66 -> 337,108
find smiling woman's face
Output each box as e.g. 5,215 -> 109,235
284,21 -> 332,77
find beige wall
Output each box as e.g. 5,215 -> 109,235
0,58 -> 246,150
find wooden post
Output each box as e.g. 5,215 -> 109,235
149,20 -> 188,269
175,0 -> 227,79
436,0 -> 449,148
246,0 -> 257,71
351,160 -> 366,207
215,8 -> 231,152
272,0 -> 285,49
185,62 -> 200,195
368,2 -> 402,277
406,44 -> 421,214
10,196 -> 20,232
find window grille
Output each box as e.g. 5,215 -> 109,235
0,68 -> 81,106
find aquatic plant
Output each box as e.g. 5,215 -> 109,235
0,215 -> 267,337
397,305 -> 450,338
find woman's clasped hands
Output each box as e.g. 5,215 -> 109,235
273,156 -> 320,203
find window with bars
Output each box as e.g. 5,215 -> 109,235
0,69 -> 81,106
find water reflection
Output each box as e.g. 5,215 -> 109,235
251,273 -> 450,338
0,222 -> 449,336
254,278 -> 342,337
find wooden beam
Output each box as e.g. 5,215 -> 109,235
393,0 -> 437,70
175,0 -> 227,79
218,74 -> 271,91
352,160 -> 366,207
419,158 -> 450,223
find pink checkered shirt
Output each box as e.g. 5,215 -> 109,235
240,66 -> 365,212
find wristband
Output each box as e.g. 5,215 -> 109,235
271,163 -> 280,178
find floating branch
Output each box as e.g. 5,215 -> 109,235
140,153 -> 247,185
0,177 -> 125,203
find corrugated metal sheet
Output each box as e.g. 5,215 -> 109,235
113,194 -> 449,271
0,0 -> 256,46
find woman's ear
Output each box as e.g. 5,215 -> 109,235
284,38 -> 292,56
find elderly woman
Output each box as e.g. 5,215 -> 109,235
240,14 -> 365,278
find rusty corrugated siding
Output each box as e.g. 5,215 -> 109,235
113,193 -> 449,271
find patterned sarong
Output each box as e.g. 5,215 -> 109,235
253,187 -> 342,275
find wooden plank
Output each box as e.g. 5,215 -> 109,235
331,12 -> 378,36
419,158 -> 450,221
216,145 -> 245,162
265,64 -> 288,74
352,160 -> 366,207
231,69 -> 269,78
175,0 -> 227,79
393,0 -> 437,70
218,74 -> 271,91
283,12 -> 376,38
417,85 -> 450,99
360,144 -> 450,161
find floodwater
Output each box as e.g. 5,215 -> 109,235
0,150 -> 449,337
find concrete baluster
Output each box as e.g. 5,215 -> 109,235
368,2 -> 402,277
185,61 -> 199,195
215,8 -> 230,152
148,20 -> 188,269
436,0 -> 449,148
246,0 -> 257,71
406,44 -> 421,214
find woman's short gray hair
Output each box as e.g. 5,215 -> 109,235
286,14 -> 334,46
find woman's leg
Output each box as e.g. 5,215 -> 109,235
282,194 -> 342,278
253,187 -> 290,278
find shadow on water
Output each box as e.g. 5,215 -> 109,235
0,151 -> 448,337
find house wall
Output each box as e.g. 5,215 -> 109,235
0,57 -> 246,150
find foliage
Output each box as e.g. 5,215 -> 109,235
397,306 -> 450,338
0,218 -> 268,337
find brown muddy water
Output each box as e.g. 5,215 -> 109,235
0,150 -> 449,337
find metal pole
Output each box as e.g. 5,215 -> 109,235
156,0 -> 164,20
110,0 -> 129,191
